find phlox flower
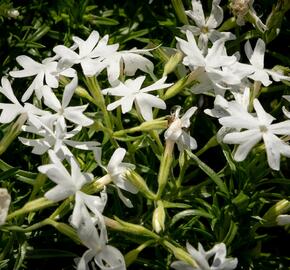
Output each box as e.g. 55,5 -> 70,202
42,76 -> 94,127
96,148 -> 138,208
165,106 -> 197,151
38,149 -> 93,202
19,119 -> 100,157
102,48 -> 154,85
245,38 -> 290,86
53,30 -> 118,76
204,87 -> 250,119
0,76 -> 49,126
182,0 -> 234,53
204,87 -> 251,142
9,55 -> 75,101
171,242 -> 238,270
102,76 -> 172,121
219,98 -> 290,170
176,31 -> 243,95
72,193 -> 125,270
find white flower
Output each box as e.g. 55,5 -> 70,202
71,190 -> 108,246
19,120 -> 99,157
219,98 -> 290,170
95,148 -> 138,207
102,76 -> 171,121
38,150 -> 93,202
0,77 -> 49,125
73,196 -> 126,270
42,76 -> 94,127
53,30 -> 118,76
71,190 -> 126,270
176,31 -> 243,95
165,106 -> 197,151
105,148 -> 138,207
0,188 -> 11,225
204,87 -> 250,118
103,48 -> 154,85
182,0 -> 234,53
245,39 -> 290,86
171,242 -> 238,270
9,56 -> 75,101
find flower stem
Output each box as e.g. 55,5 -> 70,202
85,76 -> 113,129
156,140 -> 175,199
6,197 -> 56,221
0,113 -> 27,156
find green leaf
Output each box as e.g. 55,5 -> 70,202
170,209 -> 213,226
186,150 -> 229,197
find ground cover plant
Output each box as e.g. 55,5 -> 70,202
0,0 -> 290,269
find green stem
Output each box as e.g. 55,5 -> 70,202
0,113 -> 27,156
104,216 -> 160,240
85,76 -> 113,130
156,140 -> 174,199
6,197 -> 56,221
171,0 -> 189,25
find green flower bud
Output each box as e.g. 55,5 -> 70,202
152,200 -> 165,233
125,171 -> 156,200
262,199 -> 290,227
163,240 -> 198,268
163,51 -> 183,76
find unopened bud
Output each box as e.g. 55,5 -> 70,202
277,214 -> 290,226
262,199 -> 290,226
7,9 -> 19,19
163,51 -> 183,76
0,188 -> 11,225
125,171 -> 156,200
152,200 -> 165,233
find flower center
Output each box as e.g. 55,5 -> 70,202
201,26 -> 209,34
259,125 -> 268,133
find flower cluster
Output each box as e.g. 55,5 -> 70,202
1,0 -> 290,269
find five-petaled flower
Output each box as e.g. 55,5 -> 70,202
219,98 -> 290,170
102,76 -> 172,121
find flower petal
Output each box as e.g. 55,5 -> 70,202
62,76 -> 78,108
107,148 -> 126,174
186,0 -> 205,27
64,105 -> 94,126
94,245 -> 126,270
207,0 -> 223,28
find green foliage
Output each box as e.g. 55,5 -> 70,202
0,0 -> 290,269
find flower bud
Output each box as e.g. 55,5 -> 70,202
139,119 -> 168,131
0,188 -> 11,225
125,171 -> 156,200
163,51 -> 183,76
7,9 -> 19,19
163,240 -> 198,268
152,200 -> 165,233
262,199 -> 290,227
125,249 -> 140,267
276,214 -> 290,226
